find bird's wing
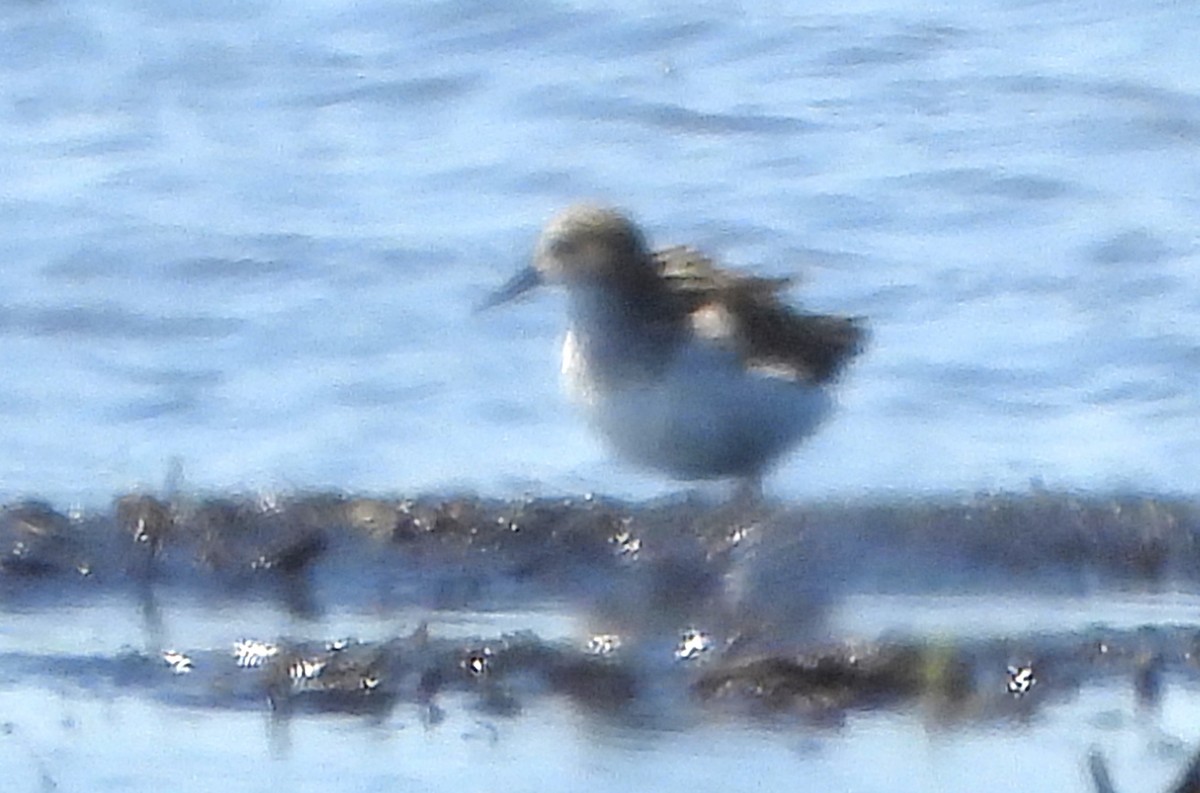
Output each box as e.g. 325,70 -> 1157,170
653,246 -> 792,305
654,246 -> 866,384
730,300 -> 867,385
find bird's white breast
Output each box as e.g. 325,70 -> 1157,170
562,330 -> 831,479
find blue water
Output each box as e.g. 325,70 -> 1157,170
3,682 -> 1197,793
2,0 -> 1197,506
3,1 -> 1200,789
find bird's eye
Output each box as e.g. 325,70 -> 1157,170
551,237 -> 579,257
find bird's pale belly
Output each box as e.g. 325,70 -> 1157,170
562,336 -> 832,479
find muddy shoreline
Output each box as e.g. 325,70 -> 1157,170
1,490 -> 1197,727
4,489 -> 1196,596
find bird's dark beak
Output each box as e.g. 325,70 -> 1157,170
476,265 -> 542,312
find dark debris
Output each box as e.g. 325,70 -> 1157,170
3,489 -> 1200,729
3,489 -> 1199,594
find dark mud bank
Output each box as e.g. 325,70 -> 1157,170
5,489 -> 1197,595
3,490 -> 1200,724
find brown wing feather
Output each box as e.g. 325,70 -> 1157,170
728,296 -> 866,384
653,246 -> 792,304
653,245 -> 866,385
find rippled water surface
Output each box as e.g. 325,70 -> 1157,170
2,0 -> 1200,790
2,0 -> 1197,504
3,682 -> 1196,793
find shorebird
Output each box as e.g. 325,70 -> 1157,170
482,204 -> 865,489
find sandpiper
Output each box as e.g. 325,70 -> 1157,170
483,204 -> 865,487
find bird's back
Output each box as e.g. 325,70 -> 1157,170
653,246 -> 866,385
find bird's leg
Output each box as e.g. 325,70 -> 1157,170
732,474 -> 764,510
